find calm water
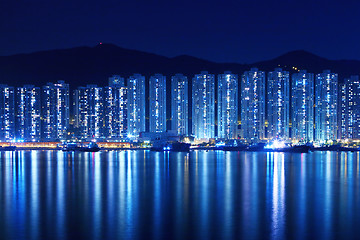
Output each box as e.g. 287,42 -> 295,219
0,150 -> 359,240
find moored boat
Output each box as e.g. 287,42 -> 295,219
62,142 -> 100,152
219,145 -> 248,151
150,141 -> 191,152
0,146 -> 17,151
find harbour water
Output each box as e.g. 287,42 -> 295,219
0,150 -> 359,240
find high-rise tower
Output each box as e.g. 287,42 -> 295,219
171,74 -> 188,136
42,81 -> 70,141
291,71 -> 314,142
127,74 -> 146,138
217,71 -> 238,139
315,70 -> 338,141
104,75 -> 127,140
192,71 -> 215,139
0,85 -> 15,141
267,68 -> 290,139
149,74 -> 167,133
241,68 -> 266,141
16,85 -> 41,141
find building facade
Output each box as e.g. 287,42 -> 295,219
127,74 -> 146,138
339,82 -> 347,139
86,85 -> 104,140
0,85 -> 15,141
42,81 -> 70,141
16,85 -> 41,141
104,76 -> 127,140
315,70 -> 338,142
74,85 -> 104,140
73,87 -> 88,140
217,71 -> 238,139
241,68 -> 266,141
192,71 -> 215,139
340,75 -> 360,139
291,71 -> 314,142
171,74 -> 188,136
267,68 -> 290,139
149,74 -> 167,133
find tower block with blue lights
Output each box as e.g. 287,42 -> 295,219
267,68 -> 290,140
42,81 -> 70,141
192,71 -> 215,140
241,68 -> 266,141
217,71 -> 238,139
104,75 -> 127,140
315,70 -> 338,142
127,74 -> 146,138
340,75 -> 360,139
171,74 -> 188,136
149,74 -> 167,133
291,71 -> 314,142
16,85 -> 41,142
0,85 -> 15,142
74,85 -> 104,141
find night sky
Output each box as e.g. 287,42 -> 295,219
1,0 -> 360,63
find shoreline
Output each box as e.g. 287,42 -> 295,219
1,147 -> 359,152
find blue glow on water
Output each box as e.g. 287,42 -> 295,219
271,153 -> 285,240
0,151 -> 360,239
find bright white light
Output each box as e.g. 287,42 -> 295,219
265,140 -> 286,149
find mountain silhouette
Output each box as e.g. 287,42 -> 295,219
0,44 -> 359,89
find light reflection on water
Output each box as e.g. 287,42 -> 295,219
0,150 -> 360,240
